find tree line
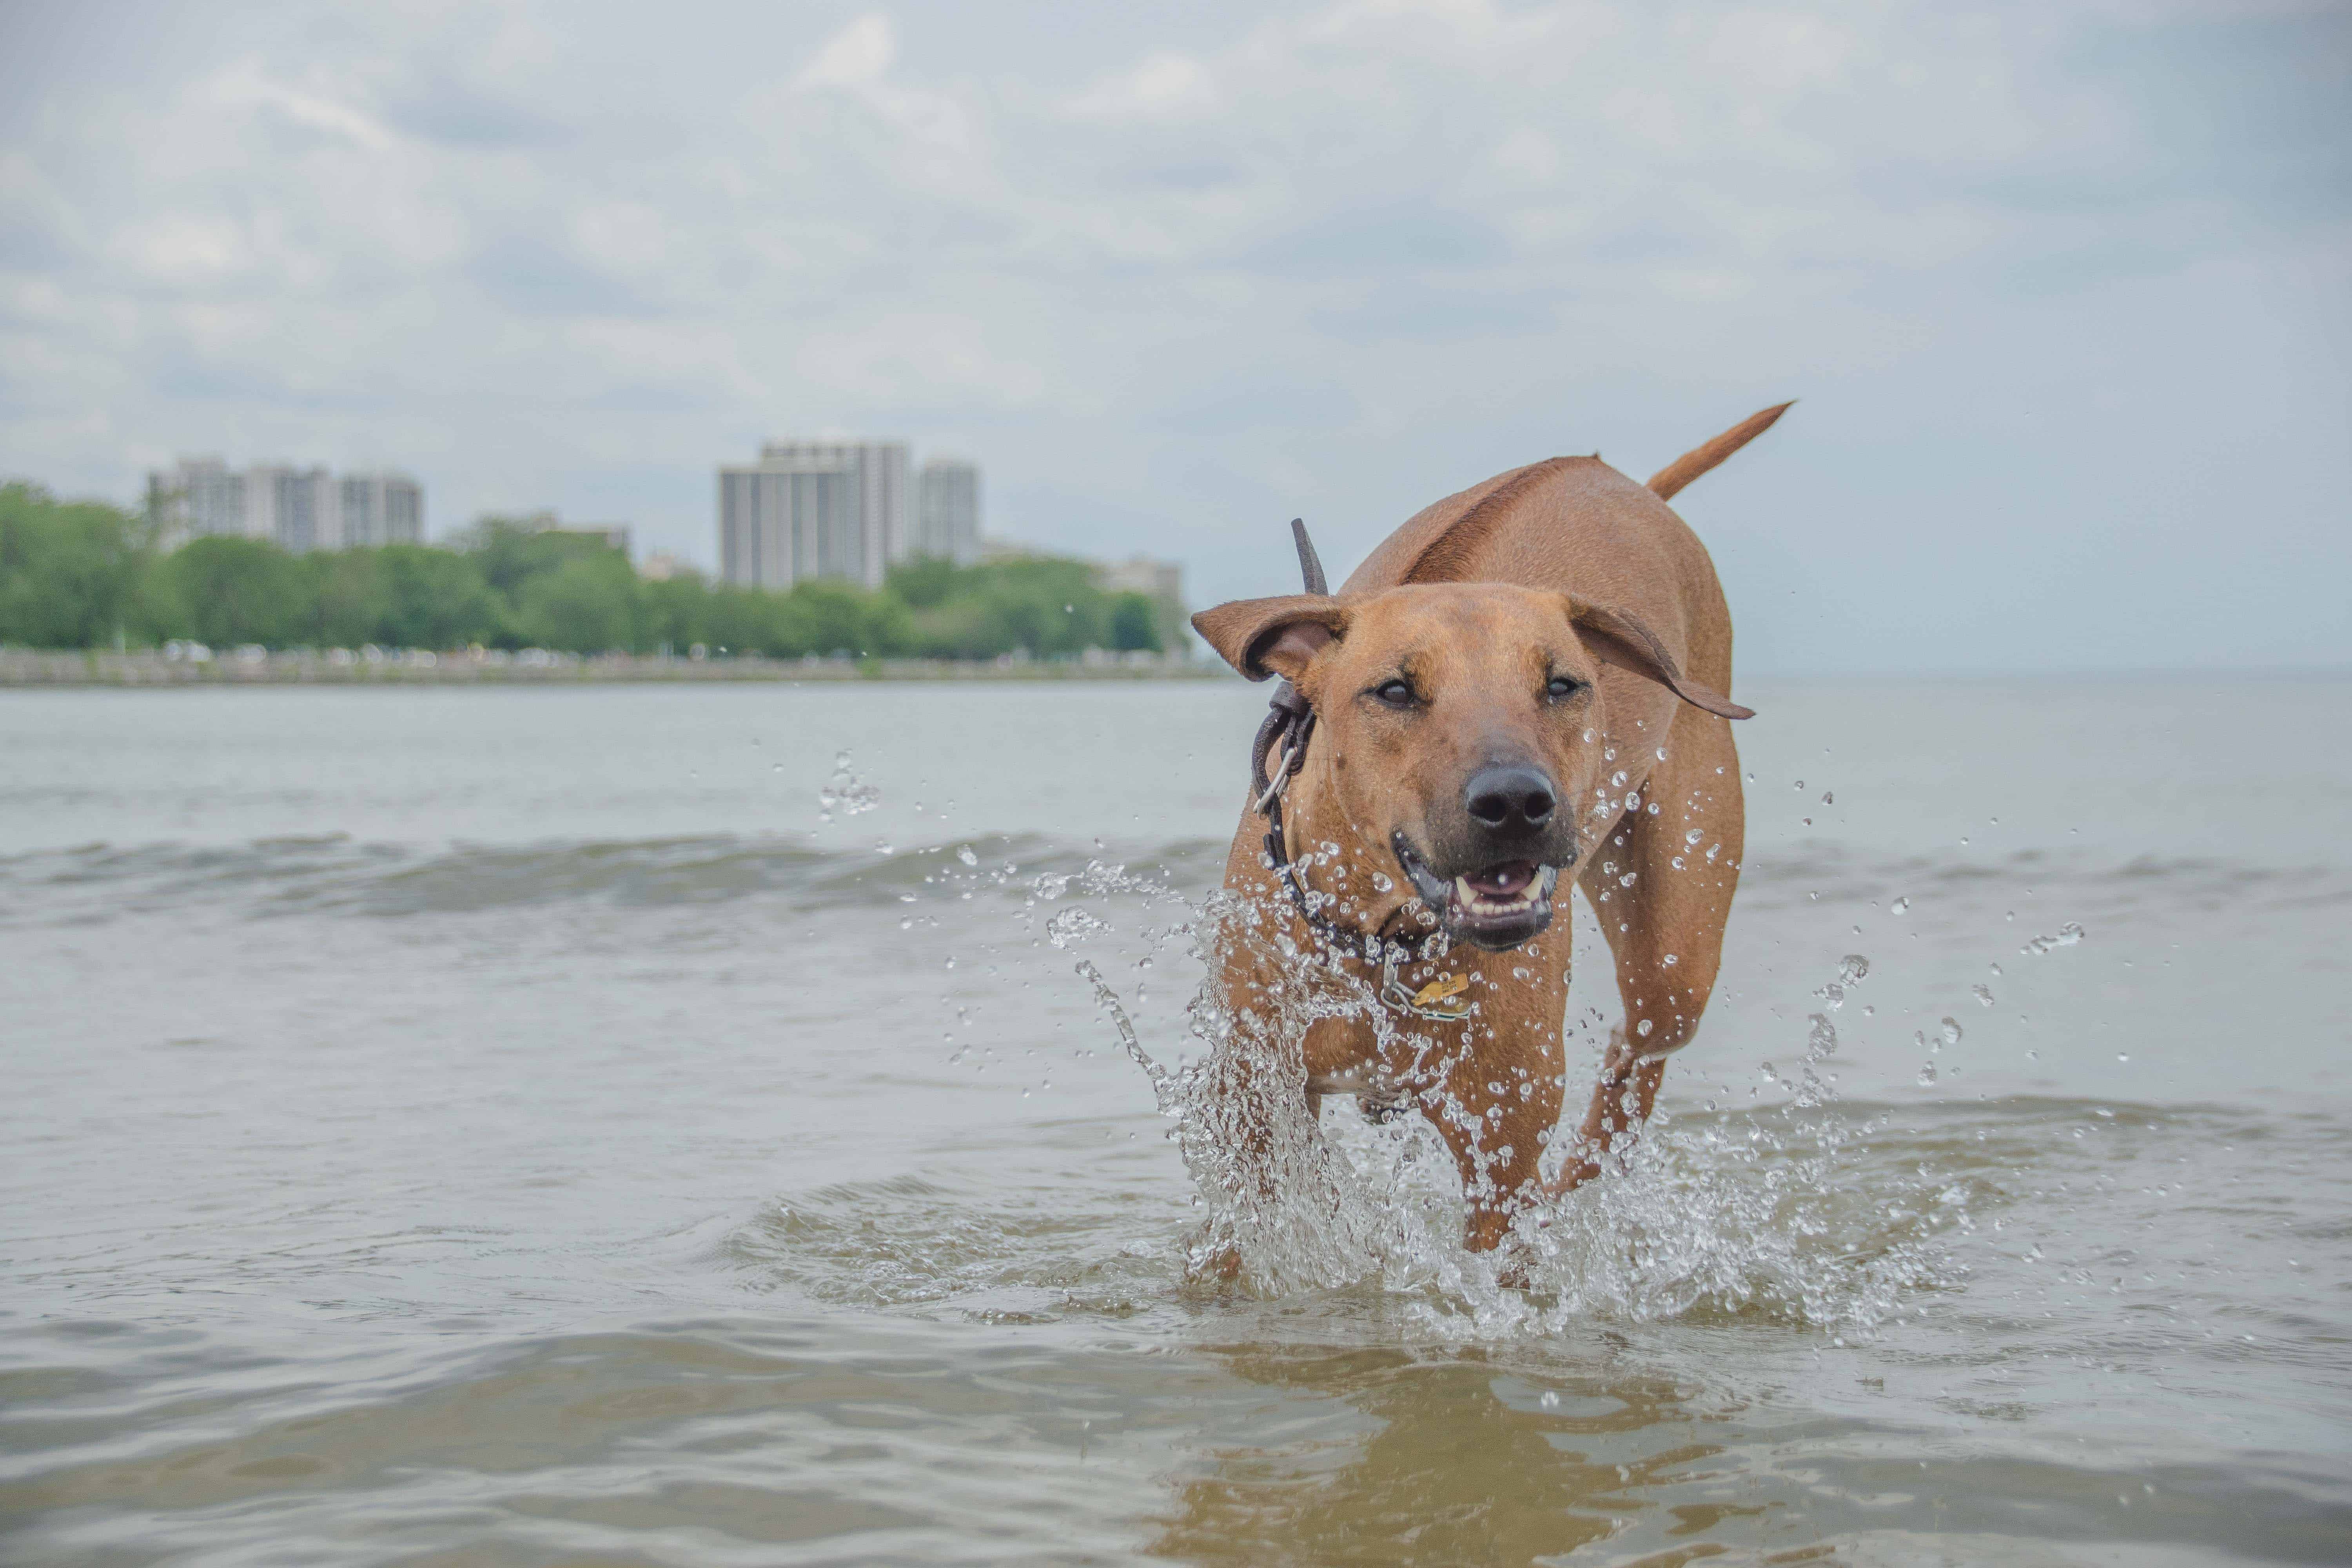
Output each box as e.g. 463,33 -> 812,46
0,481 -> 1175,659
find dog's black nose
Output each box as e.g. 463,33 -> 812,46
1464,765 -> 1556,832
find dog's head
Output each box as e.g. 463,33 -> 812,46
1196,583 -> 1750,952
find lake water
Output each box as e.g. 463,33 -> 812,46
3,677 -> 2348,1566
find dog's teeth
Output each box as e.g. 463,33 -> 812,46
1454,876 -> 1475,905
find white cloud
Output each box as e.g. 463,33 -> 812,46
796,14 -> 897,91
1067,54 -> 1221,120
209,62 -> 396,151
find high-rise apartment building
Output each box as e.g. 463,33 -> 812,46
717,440 -> 908,590
147,458 -> 423,552
336,472 -> 426,548
912,458 -> 981,565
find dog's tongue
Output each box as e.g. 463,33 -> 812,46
1465,861 -> 1537,898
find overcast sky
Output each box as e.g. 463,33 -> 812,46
2,0 -> 2345,671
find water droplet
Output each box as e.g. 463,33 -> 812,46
2116,1053 -> 2130,1063
1637,1018 -> 1654,1037
1045,906 -> 1109,949
2020,920 -> 2087,955
1821,790 -> 1834,804
1890,896 -> 1910,914
956,844 -> 978,866
1972,984 -> 1995,1007
1611,770 -> 1628,788
1917,1062 -> 1939,1086
818,750 -> 882,817
1940,1017 -> 1963,1047
1794,779 -> 1805,790
1839,955 -> 1869,984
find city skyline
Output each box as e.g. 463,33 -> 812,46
5,5 -> 2343,673
120,441 -> 1151,597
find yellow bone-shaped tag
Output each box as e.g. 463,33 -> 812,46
1411,972 -> 1471,1010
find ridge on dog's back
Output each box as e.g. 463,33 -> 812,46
1341,455 -> 1727,672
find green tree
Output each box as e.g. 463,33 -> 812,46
306,547 -> 392,648
466,517 -> 615,603
699,584 -> 773,655
377,545 -> 502,648
1109,592 -> 1163,652
0,482 -> 154,648
517,553 -> 640,652
790,580 -> 880,657
152,536 -> 310,648
885,555 -> 960,609
640,570 -> 711,652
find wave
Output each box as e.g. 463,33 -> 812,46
5,831 -> 2344,926
0,832 -> 1232,924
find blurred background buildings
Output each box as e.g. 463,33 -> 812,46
717,441 -> 984,589
913,459 -> 981,566
147,459 -> 423,553
717,439 -> 907,590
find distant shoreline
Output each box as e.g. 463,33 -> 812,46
0,648 -> 1224,687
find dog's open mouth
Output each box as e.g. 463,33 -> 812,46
1392,833 -> 1563,951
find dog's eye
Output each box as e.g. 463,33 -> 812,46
1546,675 -> 1583,700
1372,679 -> 1416,707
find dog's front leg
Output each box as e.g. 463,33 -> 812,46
1419,1039 -> 1562,1253
1183,940 -> 1328,1283
1550,1044 -> 1668,1195
1551,703 -> 1744,1195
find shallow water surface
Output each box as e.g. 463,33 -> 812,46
3,678 -> 2348,1564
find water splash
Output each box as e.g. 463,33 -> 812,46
1045,906 -> 1109,948
2021,920 -> 2087,956
1072,882 -> 1965,1338
818,750 -> 882,821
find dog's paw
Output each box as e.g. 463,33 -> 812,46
1184,1243 -> 1246,1286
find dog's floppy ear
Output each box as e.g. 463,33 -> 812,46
1566,597 -> 1754,719
1191,595 -> 1350,682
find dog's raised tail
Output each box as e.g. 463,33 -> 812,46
1647,401 -> 1794,503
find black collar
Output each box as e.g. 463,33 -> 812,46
1249,680 -> 1445,967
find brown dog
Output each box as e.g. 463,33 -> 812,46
1188,405 -> 1788,1259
